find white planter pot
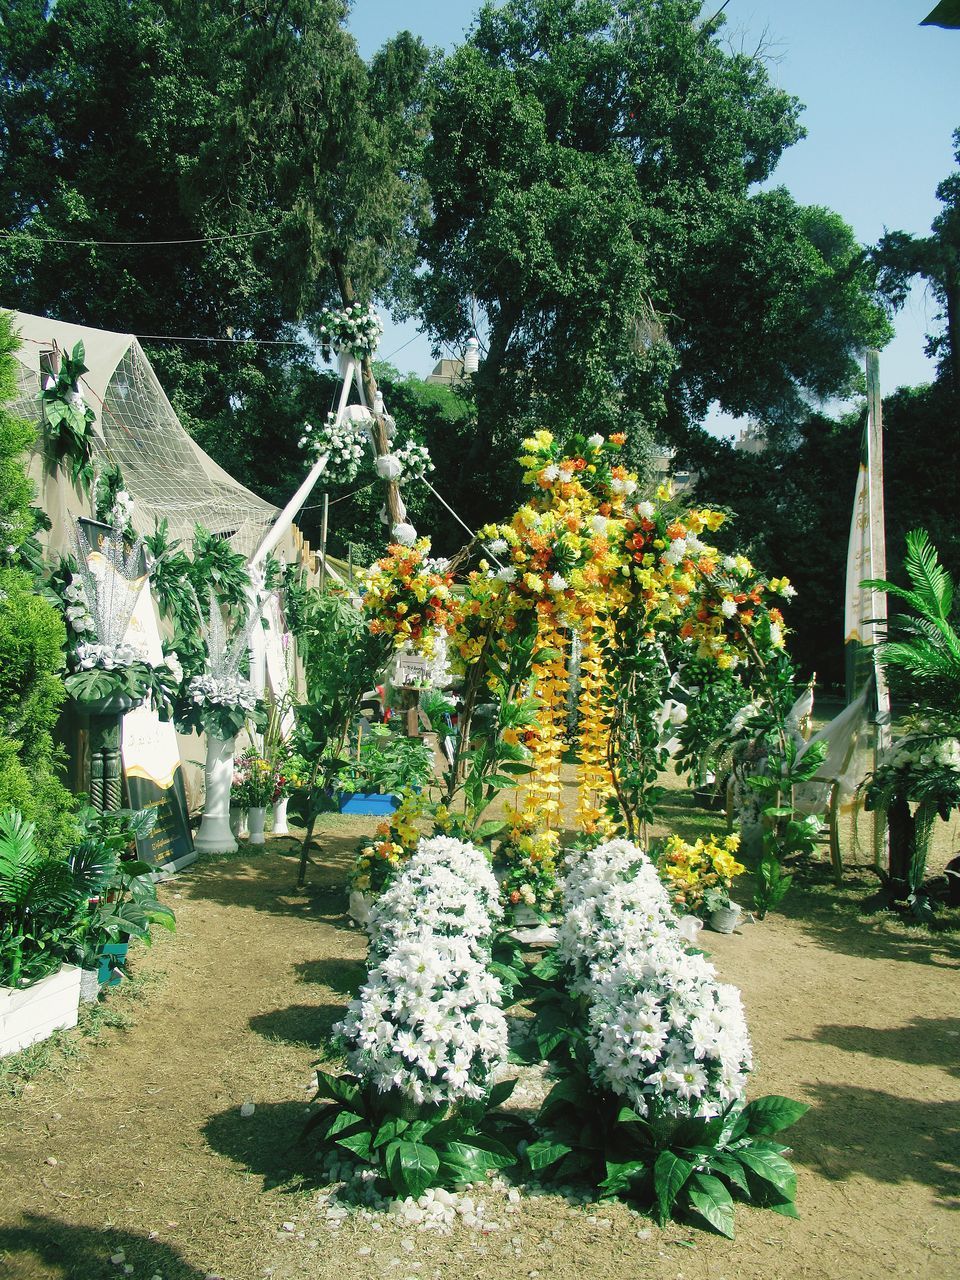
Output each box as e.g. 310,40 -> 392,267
1,965 -> 81,1058
709,903 -> 743,935
229,806 -> 246,839
79,967 -> 100,1004
348,890 -> 374,927
194,734 -> 238,853
271,797 -> 290,836
247,806 -> 266,846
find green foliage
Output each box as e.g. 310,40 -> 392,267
67,807 -> 175,969
606,628 -> 670,841
0,317 -> 76,854
38,341 -> 97,492
0,0 -> 431,524
340,725 -> 434,797
747,736 -> 827,918
306,1069 -> 517,1199
414,0 -> 889,534
672,661 -> 753,786
0,809 -> 97,988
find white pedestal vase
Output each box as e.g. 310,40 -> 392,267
271,797 -> 290,836
1,965 -> 81,1057
247,806 -> 266,846
194,734 -> 238,854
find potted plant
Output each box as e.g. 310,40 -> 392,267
336,725 -> 434,815
67,807 -> 176,999
657,833 -> 746,934
232,750 -> 274,845
0,809 -> 109,1056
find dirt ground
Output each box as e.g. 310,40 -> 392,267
1,796 -> 958,1280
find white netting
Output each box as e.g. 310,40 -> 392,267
9,315 -> 279,558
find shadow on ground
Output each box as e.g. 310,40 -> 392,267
0,1217 -> 210,1280
249,1001 -> 346,1047
801,1015 -> 960,1077
794,1083 -> 960,1204
203,1100 -> 325,1191
293,957 -> 365,995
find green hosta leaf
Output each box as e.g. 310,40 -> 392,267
335,1128 -> 374,1161
654,1152 -> 693,1224
686,1172 -> 736,1239
530,951 -> 561,982
737,1149 -> 798,1201
372,1118 -> 409,1148
739,1095 -> 810,1137
314,1071 -> 359,1106
475,819 -> 508,840
441,1137 -> 514,1177
386,1140 -> 440,1199
537,1075 -> 586,1121
325,1109 -> 364,1136
525,1139 -> 573,1172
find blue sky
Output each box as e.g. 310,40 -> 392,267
349,1 -> 958,430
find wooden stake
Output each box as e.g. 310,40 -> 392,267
318,492 -> 329,593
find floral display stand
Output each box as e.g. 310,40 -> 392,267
194,734 -> 239,854
271,797 -> 290,836
0,966 -> 81,1058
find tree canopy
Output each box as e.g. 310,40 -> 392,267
411,0 -> 890,529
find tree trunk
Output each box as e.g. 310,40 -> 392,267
886,792 -> 914,900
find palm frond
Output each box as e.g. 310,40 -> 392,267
904,528 -> 953,623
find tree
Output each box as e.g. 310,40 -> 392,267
0,0 -> 432,542
875,130 -> 960,389
412,0 -> 890,531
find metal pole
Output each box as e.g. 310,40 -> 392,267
318,493 -> 329,592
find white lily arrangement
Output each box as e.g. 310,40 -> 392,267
336,835 -> 508,1108
317,304 -> 384,361
557,838 -> 753,1121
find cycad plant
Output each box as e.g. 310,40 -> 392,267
0,810 -> 105,988
862,529 -> 960,901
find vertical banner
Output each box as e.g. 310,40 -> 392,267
122,578 -> 196,871
842,351 -> 892,868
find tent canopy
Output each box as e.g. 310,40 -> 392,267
8,309 -> 282,558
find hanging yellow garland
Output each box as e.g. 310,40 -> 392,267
520,604 -> 568,831
575,611 -> 616,834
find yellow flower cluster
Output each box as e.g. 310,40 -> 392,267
520,613 -> 568,829
359,537 -> 461,657
657,833 -> 746,913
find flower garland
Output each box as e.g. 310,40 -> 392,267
336,835 -> 508,1108
359,538 -> 462,658
317,304 -> 384,361
299,409 -> 369,481
557,838 -> 753,1121
519,609 -> 568,830
574,611 -> 616,834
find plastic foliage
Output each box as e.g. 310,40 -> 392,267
307,837 -> 519,1199
179,592 -> 263,740
67,806 -> 175,970
522,839 -> 808,1238
39,341 -> 97,492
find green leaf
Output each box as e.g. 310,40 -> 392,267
537,1075 -> 585,1121
372,1117 -> 409,1148
335,1128 -> 374,1161
386,1140 -> 440,1199
325,1109 -> 365,1139
600,1159 -> 645,1196
488,1077 -> 517,1108
737,1149 -> 798,1201
441,1136 -> 515,1176
739,1095 -> 810,1137
525,1139 -> 572,1171
710,1154 -> 751,1195
686,1172 -> 736,1239
314,1071 -> 359,1106
475,819 -> 508,840
654,1152 -> 693,1224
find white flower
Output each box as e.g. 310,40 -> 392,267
495,566 -> 517,583
636,501 -> 655,520
487,538 -> 509,556
590,515 -> 608,535
720,598 -> 738,618
548,572 -> 568,592
587,433 -> 604,448
541,464 -> 560,482
392,522 -> 418,546
557,468 -> 573,484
